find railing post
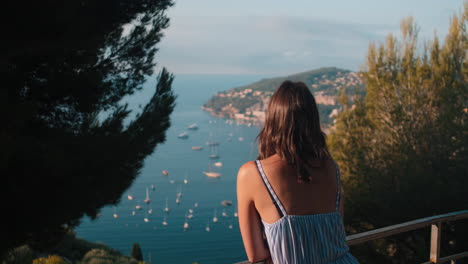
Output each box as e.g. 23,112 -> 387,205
430,222 -> 441,263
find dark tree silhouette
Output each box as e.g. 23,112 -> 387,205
0,0 -> 175,255
131,243 -> 143,261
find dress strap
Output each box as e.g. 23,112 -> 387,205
255,160 -> 288,217
333,160 -> 341,211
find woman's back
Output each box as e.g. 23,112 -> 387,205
254,154 -> 340,224
253,155 -> 359,264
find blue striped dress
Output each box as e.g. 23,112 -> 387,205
255,160 -> 359,264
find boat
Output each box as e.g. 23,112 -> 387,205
183,178 -> 188,184
212,209 -> 218,223
144,188 -> 151,204
194,202 -> 199,208
206,141 -> 219,146
208,145 -> 220,159
222,208 -> 228,217
148,207 -> 153,215
144,217 -> 150,223
162,170 -> 169,176
204,161 -> 221,178
150,184 -> 155,191
188,209 -> 193,214
135,204 -> 142,210
162,215 -> 168,226
228,224 -> 233,229
221,200 -> 233,206
234,212 -> 238,217
113,207 -> 118,219
132,211 -> 136,216
127,194 -> 134,201
214,162 -> 223,167
205,222 -> 211,232
238,137 -> 244,141
178,132 -> 189,139
187,123 -> 199,130
187,214 -> 193,219
191,146 -> 203,151
169,179 -> 175,184
183,214 -> 189,230
203,171 -> 221,178
175,197 -> 180,204
164,197 -> 170,213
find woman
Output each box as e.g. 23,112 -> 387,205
237,81 -> 359,264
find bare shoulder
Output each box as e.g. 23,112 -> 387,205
237,161 -> 258,183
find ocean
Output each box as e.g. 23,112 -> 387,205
75,74 -> 267,264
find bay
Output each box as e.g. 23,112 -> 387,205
75,74 -> 266,264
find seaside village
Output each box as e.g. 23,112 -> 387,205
210,71 -> 364,127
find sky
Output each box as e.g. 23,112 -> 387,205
154,0 -> 465,76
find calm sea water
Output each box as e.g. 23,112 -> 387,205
75,74 -> 267,264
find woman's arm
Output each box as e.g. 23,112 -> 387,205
237,161 -> 271,263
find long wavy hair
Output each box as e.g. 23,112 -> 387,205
257,80 -> 330,183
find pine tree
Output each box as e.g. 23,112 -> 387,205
329,5 -> 467,263
1,0 -> 175,255
131,243 -> 143,262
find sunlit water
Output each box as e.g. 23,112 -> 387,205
75,74 -> 266,264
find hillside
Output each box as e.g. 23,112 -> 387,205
202,67 -> 365,127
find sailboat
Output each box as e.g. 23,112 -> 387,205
205,222 -> 211,232
164,197 -> 170,213
194,202 -> 199,208
183,172 -> 188,184
144,188 -> 151,204
212,208 -> 218,223
183,214 -> 189,230
208,144 -> 220,159
203,162 -> 221,178
150,184 -> 155,191
113,206 -> 118,219
162,214 -> 168,226
148,206 -> 153,215
222,208 -> 228,217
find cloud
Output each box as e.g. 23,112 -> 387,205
155,15 -> 397,75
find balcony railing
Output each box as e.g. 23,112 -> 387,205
235,209 -> 468,264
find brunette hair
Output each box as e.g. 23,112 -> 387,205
257,80 -> 330,183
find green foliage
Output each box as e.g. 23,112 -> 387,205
1,0 -> 176,255
81,249 -> 138,264
329,7 -> 467,264
130,243 -> 143,262
1,245 -> 35,264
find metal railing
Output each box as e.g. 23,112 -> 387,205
235,210 -> 468,264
